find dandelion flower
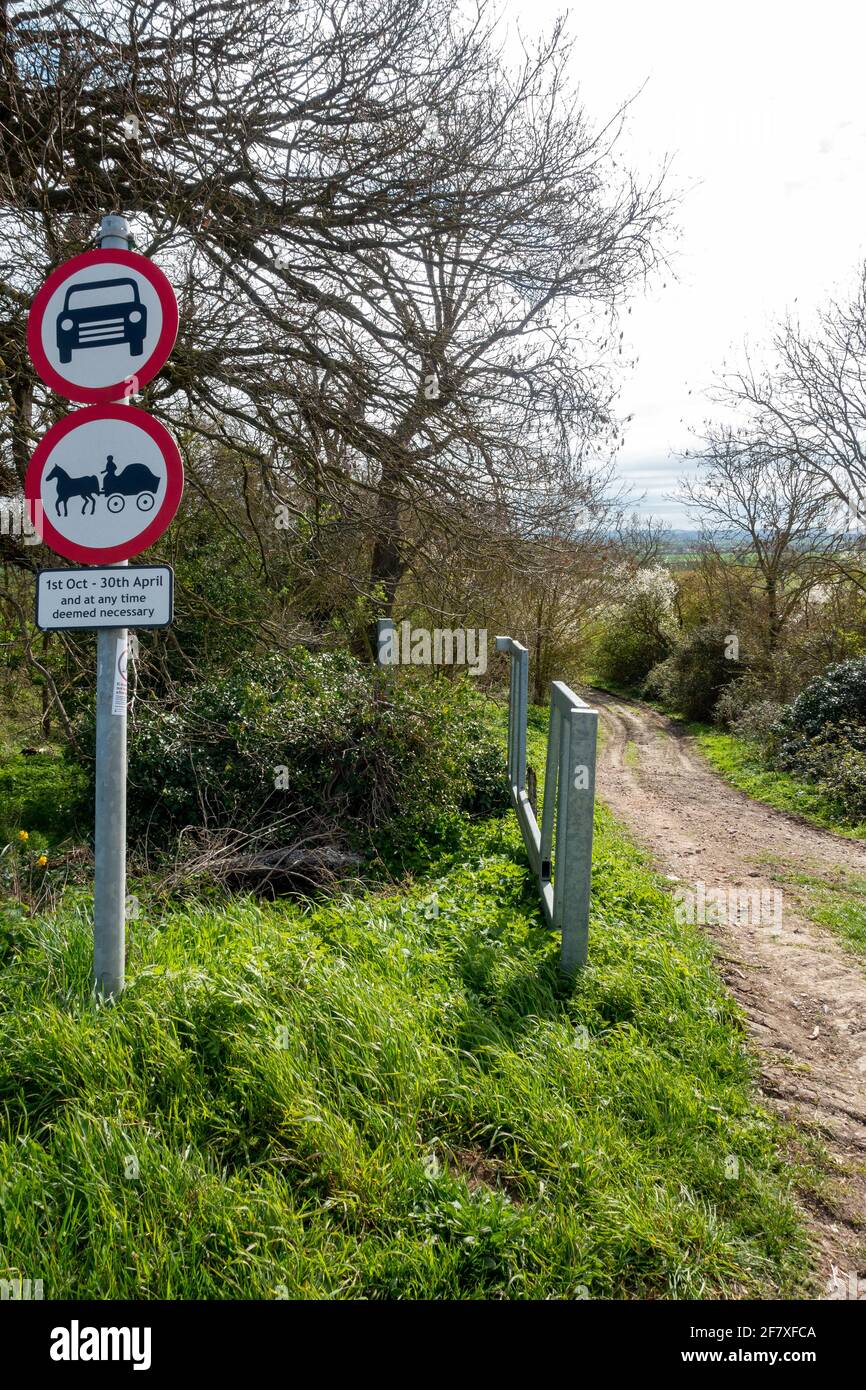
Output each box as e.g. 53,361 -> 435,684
37,854 -> 48,867
18,830 -> 29,842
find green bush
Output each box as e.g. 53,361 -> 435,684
91,651 -> 507,857
593,566 -> 677,690
0,753 -> 87,845
644,624 -> 739,721
729,698 -> 787,744
713,670 -> 786,742
771,733 -> 866,822
771,657 -> 866,749
762,658 -> 866,822
594,616 -> 671,689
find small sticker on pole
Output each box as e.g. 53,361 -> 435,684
112,636 -> 129,715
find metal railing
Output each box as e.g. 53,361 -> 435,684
495,637 -> 598,974
374,620 -> 597,973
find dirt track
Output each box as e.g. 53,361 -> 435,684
588,688 -> 866,1291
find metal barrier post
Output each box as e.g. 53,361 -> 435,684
495,637 -> 598,974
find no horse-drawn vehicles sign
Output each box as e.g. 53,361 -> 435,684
24,404 -> 184,564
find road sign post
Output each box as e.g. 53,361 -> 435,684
94,604 -> 128,999
26,212 -> 182,999
95,214 -> 131,1001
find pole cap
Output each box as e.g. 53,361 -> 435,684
99,213 -> 130,243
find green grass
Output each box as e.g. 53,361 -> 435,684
0,750 -> 88,846
0,792 -> 814,1299
763,864 -> 866,961
692,727 -> 866,841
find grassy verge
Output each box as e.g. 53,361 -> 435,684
692,727 -> 866,841
0,749 -> 88,846
759,862 -> 866,961
0,787 -> 813,1298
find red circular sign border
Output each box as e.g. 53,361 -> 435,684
27,249 -> 179,404
25,405 -> 184,564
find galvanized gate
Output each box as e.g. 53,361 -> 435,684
495,637 -> 598,974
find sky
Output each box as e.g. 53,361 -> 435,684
507,0 -> 866,525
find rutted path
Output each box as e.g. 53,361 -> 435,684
588,687 -> 866,1291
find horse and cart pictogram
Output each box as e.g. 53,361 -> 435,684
46,455 -> 160,517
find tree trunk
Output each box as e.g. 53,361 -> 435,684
365,452 -> 407,660
532,597 -> 546,704
10,374 -> 33,490
765,576 -> 781,651
370,457 -> 404,614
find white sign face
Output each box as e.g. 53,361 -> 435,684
36,566 -> 174,631
41,414 -> 166,546
25,404 -> 184,565
27,248 -> 178,404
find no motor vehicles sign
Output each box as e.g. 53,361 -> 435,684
25,404 -> 184,564
27,248 -> 178,403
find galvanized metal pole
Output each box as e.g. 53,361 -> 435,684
92,213 -> 130,999
558,705 -> 598,976
494,638 -> 598,976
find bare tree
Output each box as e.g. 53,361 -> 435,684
1,0 -> 506,486
0,0 -> 670,717
717,267 -> 866,524
310,55 -> 670,614
677,426 -> 848,650
2,0 -> 669,523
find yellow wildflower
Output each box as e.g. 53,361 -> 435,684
18,830 -> 29,842
37,854 -> 48,867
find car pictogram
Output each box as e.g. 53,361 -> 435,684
56,277 -> 147,363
